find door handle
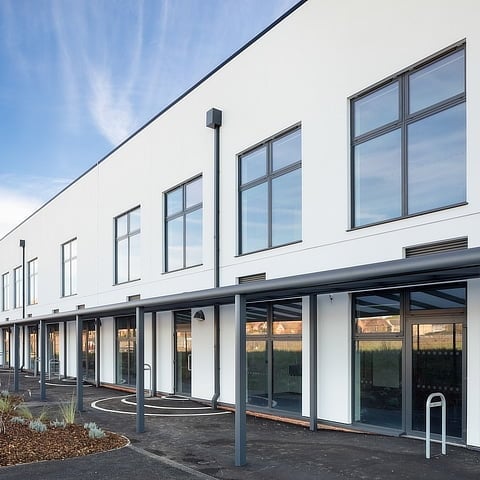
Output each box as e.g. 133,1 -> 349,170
187,354 -> 192,372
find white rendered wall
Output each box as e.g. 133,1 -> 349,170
191,307 -> 214,400
219,304 -> 235,405
317,293 -> 351,424
99,317 -> 115,384
156,311 -> 174,394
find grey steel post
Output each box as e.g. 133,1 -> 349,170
13,323 -> 20,392
63,320 -> 68,379
95,318 -> 101,387
136,306 -> 145,433
39,319 -> 46,400
234,294 -> 247,466
76,315 -> 84,412
309,294 -> 318,431
151,311 -> 157,396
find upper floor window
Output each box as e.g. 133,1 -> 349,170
14,266 -> 23,309
2,272 -> 9,311
351,47 -> 466,228
62,238 -> 77,296
165,177 -> 202,272
115,207 -> 140,284
27,258 -> 38,305
239,127 -> 302,255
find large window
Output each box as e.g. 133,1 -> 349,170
351,47 -> 466,227
2,273 -> 9,311
165,177 -> 202,272
13,266 -> 23,309
246,299 -> 302,414
62,239 -> 77,297
27,258 -> 38,305
239,127 -> 302,254
115,207 -> 140,284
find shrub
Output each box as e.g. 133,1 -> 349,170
15,404 -> 33,420
84,422 -> 106,439
10,416 -> 26,425
29,419 -> 47,433
59,394 -> 76,424
50,418 -> 66,428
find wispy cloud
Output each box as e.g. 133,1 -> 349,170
0,174 -> 71,239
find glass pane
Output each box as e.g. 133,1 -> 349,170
167,216 -> 184,271
241,146 -> 267,184
247,340 -> 268,407
71,239 -> 77,258
354,340 -> 402,429
63,242 -> 70,260
241,183 -> 268,253
71,258 -> 77,295
272,129 -> 301,171
246,304 -> 268,335
410,287 -> 465,310
116,214 -> 128,237
407,103 -> 466,214
409,50 -> 464,114
355,292 -> 401,334
167,187 -> 183,216
129,233 -> 141,280
129,208 -> 141,233
185,209 -> 202,267
272,168 -> 302,246
354,129 -> 401,226
272,340 -> 302,413
116,238 -> 129,283
411,323 -> 462,438
176,330 -> 192,395
354,82 -> 399,136
186,177 -> 202,208
273,300 -> 302,335
63,261 -> 71,296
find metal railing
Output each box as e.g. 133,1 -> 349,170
425,392 -> 447,459
48,358 -> 61,380
144,363 -> 153,398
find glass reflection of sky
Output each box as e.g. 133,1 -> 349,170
355,129 -> 401,226
408,103 -> 465,213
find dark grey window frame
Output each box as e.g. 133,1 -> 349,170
238,125 -> 302,255
61,238 -> 77,297
27,257 -> 38,306
164,175 -> 203,273
115,206 -> 141,285
1,272 -> 9,311
350,44 -> 466,229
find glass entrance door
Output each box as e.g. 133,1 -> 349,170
28,326 -> 38,371
2,328 -> 10,367
408,320 -> 463,439
174,311 -> 192,396
47,324 -> 60,377
82,320 -> 96,382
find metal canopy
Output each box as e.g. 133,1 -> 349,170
9,247 -> 480,326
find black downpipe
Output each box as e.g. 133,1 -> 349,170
206,108 -> 222,408
19,239 -> 25,319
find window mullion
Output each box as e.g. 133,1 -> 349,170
268,143 -> 273,248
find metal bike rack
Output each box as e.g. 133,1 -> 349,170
144,363 -> 153,398
425,392 -> 447,459
48,358 -> 61,380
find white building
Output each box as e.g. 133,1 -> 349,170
1,0 -> 480,453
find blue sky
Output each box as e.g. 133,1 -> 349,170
0,0 -> 299,238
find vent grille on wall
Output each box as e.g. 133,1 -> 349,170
405,237 -> 468,258
238,273 -> 266,284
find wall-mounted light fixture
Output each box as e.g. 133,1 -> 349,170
193,310 -> 205,321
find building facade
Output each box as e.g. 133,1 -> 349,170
1,0 -> 480,449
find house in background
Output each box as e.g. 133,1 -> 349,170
1,0 -> 480,452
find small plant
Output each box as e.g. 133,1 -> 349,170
29,419 -> 47,433
84,422 -> 106,439
10,416 -> 26,425
0,397 -> 15,415
14,404 -> 33,420
36,408 -> 49,423
0,390 -> 10,398
59,394 -> 76,424
50,418 -> 66,428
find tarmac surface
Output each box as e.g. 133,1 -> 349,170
1,370 -> 480,479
